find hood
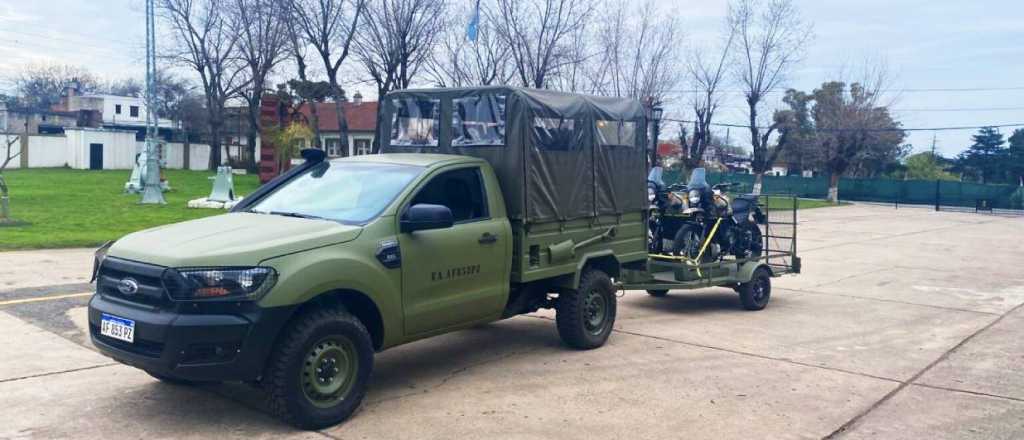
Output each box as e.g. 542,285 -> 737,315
108,212 -> 363,267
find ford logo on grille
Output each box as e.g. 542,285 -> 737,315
118,278 -> 140,295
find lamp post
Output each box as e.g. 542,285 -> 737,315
648,103 -> 663,168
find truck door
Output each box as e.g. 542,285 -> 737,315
399,166 -> 509,335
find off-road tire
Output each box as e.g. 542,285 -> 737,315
556,269 -> 617,349
264,307 -> 374,430
737,267 -> 772,311
672,224 -> 707,260
734,220 -> 763,259
646,289 -> 669,297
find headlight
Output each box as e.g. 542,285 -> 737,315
648,188 -> 656,203
688,189 -> 702,205
163,267 -> 278,301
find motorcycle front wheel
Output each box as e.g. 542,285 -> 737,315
671,224 -> 708,260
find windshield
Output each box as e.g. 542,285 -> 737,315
687,168 -> 708,189
249,161 -> 423,224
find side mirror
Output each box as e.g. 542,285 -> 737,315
401,203 -> 454,233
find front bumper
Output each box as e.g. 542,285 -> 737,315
88,293 -> 296,382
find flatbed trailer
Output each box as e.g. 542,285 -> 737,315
619,194 -> 801,309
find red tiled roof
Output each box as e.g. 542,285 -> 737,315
657,142 -> 681,156
297,101 -> 378,132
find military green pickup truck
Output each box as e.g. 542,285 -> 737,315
88,87 -> 650,429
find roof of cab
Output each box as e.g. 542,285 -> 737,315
332,153 -> 485,168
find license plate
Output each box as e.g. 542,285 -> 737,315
100,313 -> 135,343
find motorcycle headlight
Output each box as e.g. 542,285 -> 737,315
648,188 -> 656,203
163,267 -> 278,301
688,189 -> 701,205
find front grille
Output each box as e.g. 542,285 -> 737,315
97,257 -> 169,305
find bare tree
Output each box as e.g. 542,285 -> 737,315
158,0 -> 251,170
490,0 -> 596,89
11,64 -> 100,112
0,135 -> 20,222
287,0 -> 367,157
282,14 -> 323,148
233,0 -> 289,170
679,26 -> 736,169
354,0 -> 447,152
589,0 -> 682,101
426,1 -> 514,88
729,0 -> 812,193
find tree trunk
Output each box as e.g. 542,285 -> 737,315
0,174 -> 10,220
245,102 -> 261,172
209,121 -> 223,170
371,103 -> 385,154
752,172 -> 764,195
333,98 -> 349,157
827,173 -> 840,204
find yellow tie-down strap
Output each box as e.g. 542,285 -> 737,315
649,218 -> 722,278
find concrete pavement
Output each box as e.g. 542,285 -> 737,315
0,204 -> 1022,439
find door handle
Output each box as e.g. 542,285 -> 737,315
478,232 -> 498,244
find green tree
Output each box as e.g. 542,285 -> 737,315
1008,128 -> 1024,186
903,152 -> 957,181
956,127 -> 1007,183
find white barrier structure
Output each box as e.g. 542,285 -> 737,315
1,130 -> 256,170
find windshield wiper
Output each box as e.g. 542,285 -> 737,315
248,209 -> 324,220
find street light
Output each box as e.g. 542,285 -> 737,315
649,103 -> 663,168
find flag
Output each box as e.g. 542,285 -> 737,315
466,0 -> 481,42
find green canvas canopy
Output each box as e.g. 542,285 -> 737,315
381,86 -> 649,223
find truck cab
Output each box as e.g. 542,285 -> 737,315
88,86 -> 649,429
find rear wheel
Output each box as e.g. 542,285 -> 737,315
734,220 -> 763,259
737,267 -> 772,310
264,307 -> 374,430
556,268 -> 617,349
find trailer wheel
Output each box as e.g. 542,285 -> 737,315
264,307 -> 374,430
646,289 -> 669,297
557,268 -> 617,349
737,267 -> 771,310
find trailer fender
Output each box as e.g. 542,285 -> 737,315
737,261 -> 772,284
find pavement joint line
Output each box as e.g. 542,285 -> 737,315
804,267 -> 891,290
822,300 -> 1024,439
0,362 -> 118,384
910,382 -> 1024,404
522,314 -> 902,385
0,292 -> 93,307
775,287 -> 1003,317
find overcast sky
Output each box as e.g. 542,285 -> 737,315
1,0 -> 1022,156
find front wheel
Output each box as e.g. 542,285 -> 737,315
556,268 -> 617,349
672,224 -> 707,260
264,307 -> 374,430
737,267 -> 772,310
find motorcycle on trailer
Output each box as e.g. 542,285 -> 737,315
647,167 -> 691,254
671,168 -> 765,261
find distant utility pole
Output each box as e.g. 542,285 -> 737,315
930,133 -> 938,156
141,0 -> 165,204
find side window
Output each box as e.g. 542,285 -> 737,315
596,119 -> 637,147
390,98 -> 440,147
533,117 -> 581,151
452,94 -> 506,147
410,167 -> 488,223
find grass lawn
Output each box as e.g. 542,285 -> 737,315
0,168 -> 260,251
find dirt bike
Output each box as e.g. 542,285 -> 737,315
671,168 -> 765,262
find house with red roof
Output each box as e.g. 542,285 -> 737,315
295,92 -> 378,157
